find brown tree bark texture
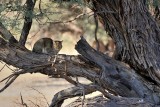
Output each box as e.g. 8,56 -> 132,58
0,37 -> 160,106
1,0 -> 160,106
92,0 -> 160,85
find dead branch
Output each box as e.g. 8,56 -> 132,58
0,64 -> 6,72
0,37 -> 160,105
29,87 -> 49,106
0,75 -> 18,92
49,84 -> 98,107
20,93 -> 28,107
66,95 -> 154,107
51,12 -> 92,24
75,36 -> 160,104
0,67 -> 44,92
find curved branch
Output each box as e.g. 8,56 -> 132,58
49,83 -> 116,107
0,37 -> 160,104
49,86 -> 89,107
0,75 -> 18,92
75,36 -> 160,104
67,95 -> 154,107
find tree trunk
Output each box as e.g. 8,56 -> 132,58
92,0 -> 160,84
1,0 -> 160,106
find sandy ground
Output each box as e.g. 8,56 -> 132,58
0,64 -> 74,107
0,63 -> 101,107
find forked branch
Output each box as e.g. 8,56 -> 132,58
0,37 -> 160,105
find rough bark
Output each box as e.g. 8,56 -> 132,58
0,37 -> 160,106
0,0 -> 160,106
19,0 -> 36,46
67,95 -> 154,107
91,0 -> 160,85
0,22 -> 18,43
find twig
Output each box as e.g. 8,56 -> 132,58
39,0 -> 42,14
28,100 -> 40,107
75,76 -> 85,107
5,64 -> 16,72
51,12 -> 91,24
0,74 -> 14,83
64,60 -> 77,85
5,74 -> 15,84
0,75 -> 18,92
94,12 -> 99,51
81,85 -> 85,107
28,28 -> 41,40
0,66 -> 46,92
29,87 -> 49,106
0,64 -> 6,72
20,93 -> 28,107
52,55 -> 58,66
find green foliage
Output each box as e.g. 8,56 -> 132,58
0,0 -> 107,41
146,0 -> 160,7
0,1 -> 25,37
153,0 -> 160,7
